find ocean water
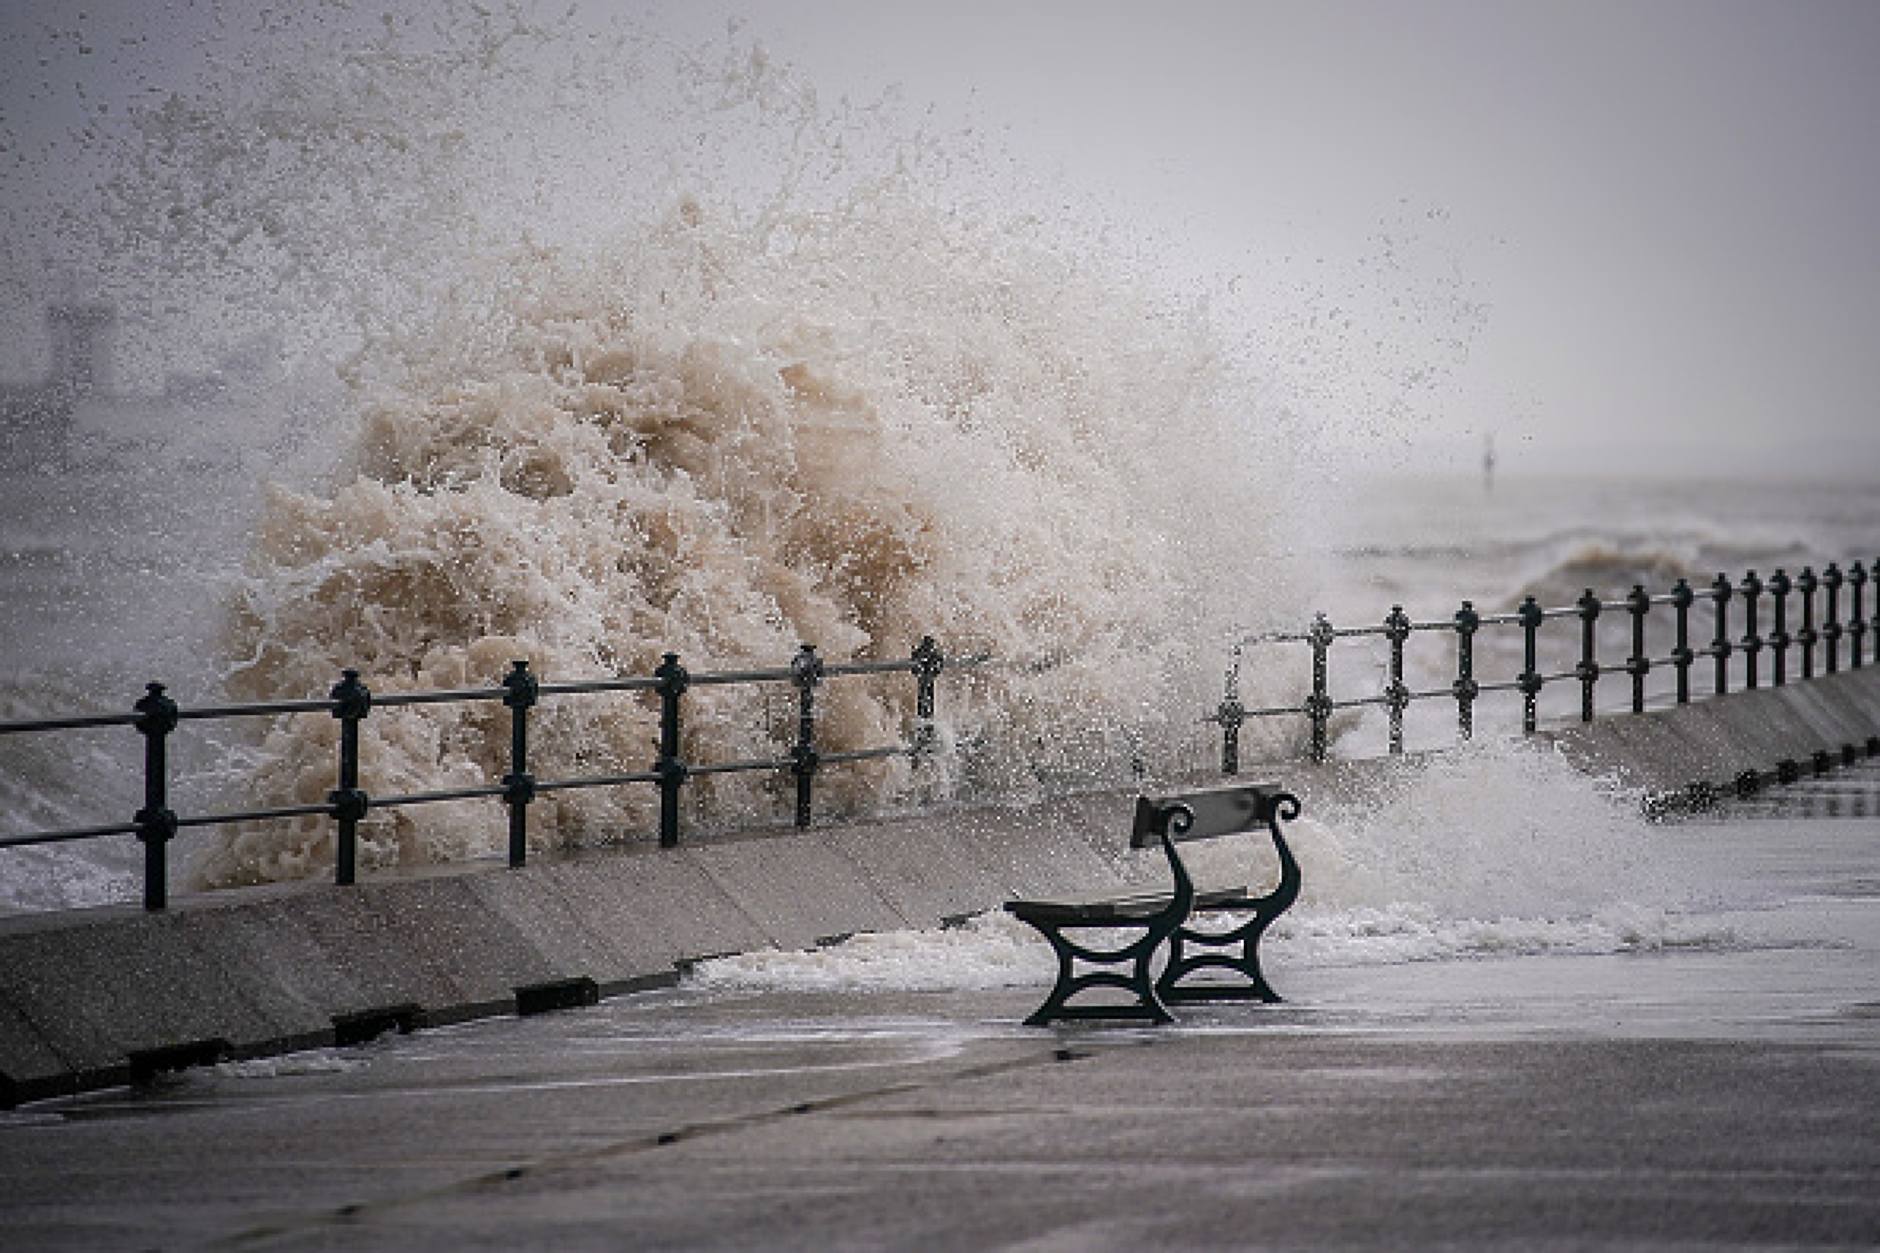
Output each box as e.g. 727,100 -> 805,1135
0,10 -> 1872,972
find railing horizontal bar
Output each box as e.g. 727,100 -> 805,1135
534,771 -> 662,793
691,757 -> 794,776
374,687 -> 506,708
822,660 -> 916,678
1476,679 -> 1527,694
1245,703 -> 1306,718
979,656 -> 1062,676
538,677 -> 660,697
1329,607 -> 1586,638
176,802 -> 335,828
1196,706 -> 1305,727
1232,630 -> 1311,647
1406,686 -> 1453,701
178,698 -> 332,720
820,746 -> 913,765
0,821 -> 139,847
374,785 -> 510,807
690,669 -> 793,687
0,711 -> 141,734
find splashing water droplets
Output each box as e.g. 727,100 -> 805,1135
12,13 -> 1312,886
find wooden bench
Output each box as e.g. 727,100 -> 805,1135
1004,782 -> 1303,1027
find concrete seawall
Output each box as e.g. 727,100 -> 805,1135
3,666 -> 1878,1108
1538,665 -> 1880,805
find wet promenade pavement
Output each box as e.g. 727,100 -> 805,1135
2,816 -> 1876,1250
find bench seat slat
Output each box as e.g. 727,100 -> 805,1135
1005,899 -> 1168,925
1005,886 -> 1253,925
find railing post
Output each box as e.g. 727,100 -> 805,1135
1626,584 -> 1652,713
1872,555 -> 1880,666
1306,613 -> 1333,763
1453,600 -> 1479,741
1822,563 -> 1843,674
1575,589 -> 1601,722
790,644 -> 823,827
1518,595 -> 1544,734
501,660 -> 537,868
1768,568 -> 1791,685
1709,573 -> 1732,696
133,682 -> 180,912
1383,606 -> 1411,755
911,636 -> 944,764
654,652 -> 688,848
328,669 -> 372,886
1738,570 -> 1762,690
1797,566 -> 1818,679
1215,653 -> 1245,777
1849,561 -> 1869,668
1670,579 -> 1694,704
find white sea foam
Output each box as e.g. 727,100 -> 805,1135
690,897 -> 1752,997
213,1052 -> 368,1080
692,739 -> 1768,993
692,911 -> 1055,994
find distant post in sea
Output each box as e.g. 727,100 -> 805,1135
1482,432 -> 1496,493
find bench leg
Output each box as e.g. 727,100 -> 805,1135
1015,920 -> 1176,1026
1159,798 -> 1302,1005
1156,907 -> 1287,1005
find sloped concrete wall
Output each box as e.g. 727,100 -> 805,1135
2,666 -> 1876,1107
0,793 -> 1152,1107
1539,666 -> 1880,804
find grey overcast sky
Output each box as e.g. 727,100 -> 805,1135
642,0 -> 1880,480
4,0 -> 1879,480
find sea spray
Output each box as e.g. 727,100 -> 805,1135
694,739 -> 1741,994
1290,738 -> 1663,916
0,6 -> 1568,903
1276,741 -> 1740,967
89,6 -> 1316,886
198,193 -> 1308,885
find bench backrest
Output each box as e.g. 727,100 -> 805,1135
1129,783 -> 1279,848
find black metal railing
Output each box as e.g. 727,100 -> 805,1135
0,637 -> 972,911
5,555 -> 1874,915
1206,557 -> 1874,771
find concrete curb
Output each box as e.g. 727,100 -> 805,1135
2,667 -> 1877,1107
